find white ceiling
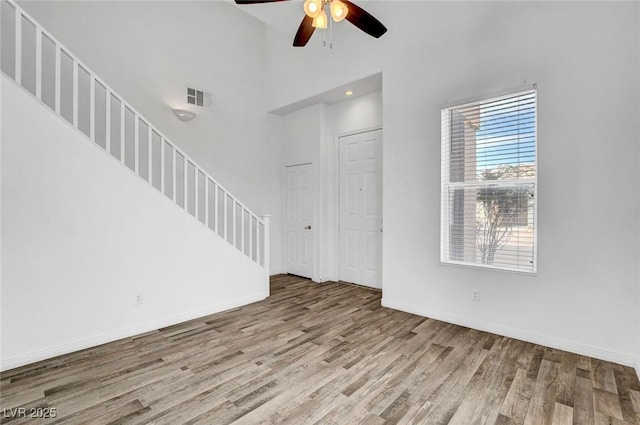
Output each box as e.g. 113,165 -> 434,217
231,0 -> 307,38
269,72 -> 382,116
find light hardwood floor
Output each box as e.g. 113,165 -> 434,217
1,274 -> 639,424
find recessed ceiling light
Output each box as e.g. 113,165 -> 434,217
345,90 -> 354,96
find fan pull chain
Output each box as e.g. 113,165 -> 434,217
323,24 -> 326,47
329,15 -> 333,49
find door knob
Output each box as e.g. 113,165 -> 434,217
304,225 -> 312,230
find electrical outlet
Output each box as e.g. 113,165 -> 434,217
472,289 -> 480,302
136,293 -> 143,305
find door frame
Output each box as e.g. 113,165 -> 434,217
335,126 -> 383,287
282,162 -> 316,280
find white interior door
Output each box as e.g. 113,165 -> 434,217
284,163 -> 314,278
339,129 -> 382,289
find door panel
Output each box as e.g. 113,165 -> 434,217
284,164 -> 314,278
346,230 -> 358,269
364,172 -> 378,217
339,130 -> 382,288
365,231 -> 378,272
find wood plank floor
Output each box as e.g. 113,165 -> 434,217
1,274 -> 639,424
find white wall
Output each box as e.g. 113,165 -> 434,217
280,91 -> 382,281
17,0 -> 284,273
6,0 -> 639,370
1,76 -> 266,370
267,2 -> 640,366
282,103 -> 326,168
324,92 -> 383,281
328,91 -> 382,136
281,103 -> 326,280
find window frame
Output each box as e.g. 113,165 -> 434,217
440,88 -> 538,275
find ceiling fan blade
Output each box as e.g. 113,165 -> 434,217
235,0 -> 289,4
293,15 -> 315,47
343,0 -> 387,38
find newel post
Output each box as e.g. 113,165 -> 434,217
262,214 -> 271,297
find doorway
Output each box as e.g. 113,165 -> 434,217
283,163 -> 314,279
338,129 -> 383,289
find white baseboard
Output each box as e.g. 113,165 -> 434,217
381,297 -> 637,368
1,292 -> 266,372
318,275 -> 338,283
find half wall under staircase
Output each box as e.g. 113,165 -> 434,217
0,0 -> 270,371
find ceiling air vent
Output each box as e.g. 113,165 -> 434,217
186,86 -> 213,110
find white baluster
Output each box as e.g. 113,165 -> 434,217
35,27 -> 42,100
160,138 -> 165,194
89,77 -> 95,142
223,193 -> 228,241
194,167 -> 199,219
214,183 -> 219,234
249,212 -> 253,259
134,117 -> 139,175
172,148 -> 176,201
105,90 -> 110,153
15,9 -> 21,85
262,215 -> 271,291
241,208 -> 245,253
54,45 -> 61,114
232,201 -> 237,247
183,156 -> 188,210
205,178 -> 210,227
119,102 -> 125,163
72,59 -> 78,128
147,127 -> 152,184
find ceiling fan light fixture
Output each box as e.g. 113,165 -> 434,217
330,0 -> 348,22
235,0 -> 387,47
303,0 -> 323,18
312,9 -> 328,29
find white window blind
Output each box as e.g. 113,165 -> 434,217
441,89 -> 537,273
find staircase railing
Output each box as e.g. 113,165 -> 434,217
1,0 -> 269,272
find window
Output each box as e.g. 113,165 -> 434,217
441,89 -> 537,273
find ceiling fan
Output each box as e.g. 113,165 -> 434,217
234,0 -> 387,47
